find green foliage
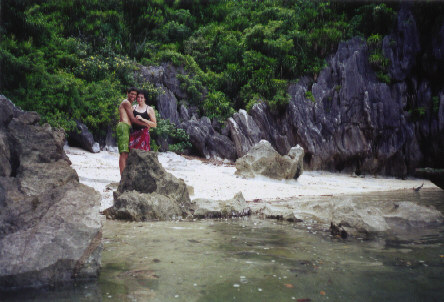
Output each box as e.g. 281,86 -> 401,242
416,106 -> 426,117
245,94 -> 262,112
203,91 -> 235,121
376,71 -> 391,84
150,112 -> 192,154
177,74 -> 205,106
367,34 -> 383,48
343,3 -> 397,37
369,53 -> 390,70
367,31 -> 391,84
305,90 -> 316,103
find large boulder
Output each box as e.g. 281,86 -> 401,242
102,125 -> 118,152
0,96 -> 102,290
235,140 -> 304,180
104,149 -> 193,221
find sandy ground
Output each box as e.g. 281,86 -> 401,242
64,146 -> 438,211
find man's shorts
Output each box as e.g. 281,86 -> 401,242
116,122 -> 131,154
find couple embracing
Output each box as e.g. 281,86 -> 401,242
116,87 -> 157,175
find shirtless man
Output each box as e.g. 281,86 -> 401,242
116,87 -> 147,175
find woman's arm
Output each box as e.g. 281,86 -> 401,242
147,107 -> 157,128
123,102 -> 145,127
136,107 -> 157,128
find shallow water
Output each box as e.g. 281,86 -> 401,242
2,190 -> 444,302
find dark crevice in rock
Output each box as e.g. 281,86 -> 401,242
8,141 -> 20,178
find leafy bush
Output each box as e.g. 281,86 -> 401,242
203,91 -> 235,121
150,113 -> 192,154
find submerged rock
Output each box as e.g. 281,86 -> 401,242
104,149 -> 193,221
191,192 -> 251,219
235,140 -> 304,179
256,195 -> 443,238
0,96 -> 102,290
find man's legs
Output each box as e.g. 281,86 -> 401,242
119,152 -> 128,175
116,122 -> 131,175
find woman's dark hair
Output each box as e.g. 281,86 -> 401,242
137,89 -> 149,102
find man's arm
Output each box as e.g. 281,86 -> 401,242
122,102 -> 145,126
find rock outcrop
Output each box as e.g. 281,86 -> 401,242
179,117 -> 237,160
67,121 -> 100,153
415,168 -> 444,190
137,64 -> 189,125
235,140 -> 304,180
191,192 -> 251,219
0,96 -> 102,290
104,149 -> 193,221
226,8 -> 444,177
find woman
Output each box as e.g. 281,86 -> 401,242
129,90 -> 157,151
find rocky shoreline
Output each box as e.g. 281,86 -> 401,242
66,145 -> 442,241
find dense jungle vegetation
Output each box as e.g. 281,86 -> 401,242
0,0 -> 432,148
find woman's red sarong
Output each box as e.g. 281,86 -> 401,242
129,127 -> 150,151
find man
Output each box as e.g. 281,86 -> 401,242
116,87 -> 147,175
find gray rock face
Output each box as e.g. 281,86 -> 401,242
180,118 -> 237,160
103,126 -> 118,152
383,7 -> 421,82
157,89 -> 180,125
0,96 -> 102,289
67,121 -> 99,153
105,149 -> 193,221
235,140 -> 304,180
191,192 -> 251,219
137,64 -> 185,125
227,109 -> 262,158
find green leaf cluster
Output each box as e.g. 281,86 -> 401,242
150,111 -> 192,153
366,34 -> 391,84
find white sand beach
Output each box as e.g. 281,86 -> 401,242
64,147 -> 438,211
